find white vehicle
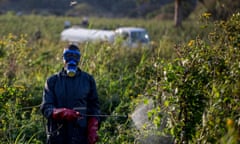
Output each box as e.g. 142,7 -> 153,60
60,26 -> 150,48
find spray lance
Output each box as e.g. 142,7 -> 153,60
73,107 -> 128,119
80,113 -> 128,118
19,105 -> 128,119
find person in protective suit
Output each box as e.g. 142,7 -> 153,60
40,44 -> 100,144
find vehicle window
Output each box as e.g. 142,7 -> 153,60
131,31 -> 149,43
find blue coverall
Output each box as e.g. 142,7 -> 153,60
40,68 -> 100,144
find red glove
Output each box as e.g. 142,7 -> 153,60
52,108 -> 80,121
88,117 -> 99,144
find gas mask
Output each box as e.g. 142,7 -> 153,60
63,49 -> 81,77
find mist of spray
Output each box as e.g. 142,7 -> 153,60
131,99 -> 173,144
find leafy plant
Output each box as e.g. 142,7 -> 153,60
147,13 -> 240,143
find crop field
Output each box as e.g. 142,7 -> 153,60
0,12 -> 239,144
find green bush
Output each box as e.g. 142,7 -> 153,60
147,13 -> 240,143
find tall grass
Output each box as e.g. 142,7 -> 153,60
0,12 -> 220,143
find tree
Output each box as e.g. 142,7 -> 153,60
200,0 -> 240,20
174,0 -> 182,27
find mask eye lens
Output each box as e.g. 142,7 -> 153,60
65,53 -> 71,58
63,53 -> 71,61
64,51 -> 80,62
72,54 -> 79,60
